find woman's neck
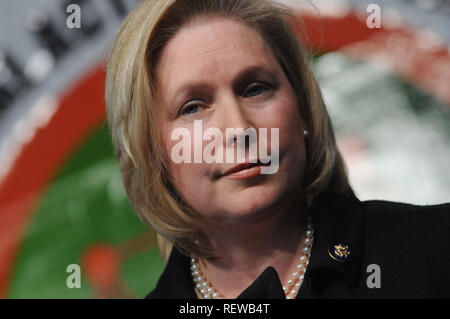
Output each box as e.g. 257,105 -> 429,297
197,197 -> 308,298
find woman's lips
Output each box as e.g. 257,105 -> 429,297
221,162 -> 270,180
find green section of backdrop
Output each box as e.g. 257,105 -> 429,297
8,123 -> 165,298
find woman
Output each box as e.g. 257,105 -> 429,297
105,0 -> 449,299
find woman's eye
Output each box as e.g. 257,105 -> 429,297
245,85 -> 270,98
181,104 -> 201,115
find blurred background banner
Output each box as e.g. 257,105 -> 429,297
0,0 -> 448,298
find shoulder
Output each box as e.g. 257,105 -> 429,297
144,246 -> 197,299
362,198 -> 449,214
360,198 -> 450,256
359,198 -> 450,297
361,198 -> 449,233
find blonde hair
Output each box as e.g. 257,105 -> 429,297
105,0 -> 352,261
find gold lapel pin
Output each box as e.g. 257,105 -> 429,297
328,243 -> 351,262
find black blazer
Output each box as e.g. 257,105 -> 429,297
146,192 -> 450,298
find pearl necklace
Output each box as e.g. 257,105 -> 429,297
190,218 -> 314,299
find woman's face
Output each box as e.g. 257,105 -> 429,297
155,17 -> 307,223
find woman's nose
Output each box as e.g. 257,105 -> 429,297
214,95 -> 257,156
217,95 -> 252,132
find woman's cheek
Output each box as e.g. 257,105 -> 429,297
171,161 -> 212,207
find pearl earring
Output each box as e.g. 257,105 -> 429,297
303,130 -> 309,138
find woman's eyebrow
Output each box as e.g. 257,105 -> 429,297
169,81 -> 212,114
171,65 -> 278,107
232,65 -> 279,91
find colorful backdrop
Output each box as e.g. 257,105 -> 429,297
0,1 -> 449,298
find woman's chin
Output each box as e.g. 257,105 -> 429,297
216,184 -> 285,221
